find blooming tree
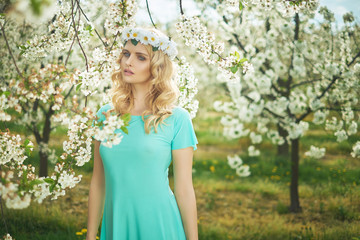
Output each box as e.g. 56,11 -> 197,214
187,0 -> 359,212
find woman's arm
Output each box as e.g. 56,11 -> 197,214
86,140 -> 106,240
172,147 -> 198,240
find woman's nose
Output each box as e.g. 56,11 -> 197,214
125,55 -> 134,66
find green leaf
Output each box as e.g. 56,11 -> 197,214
239,58 -> 248,63
230,66 -> 238,74
29,179 -> 44,187
49,183 -> 56,193
234,51 -> 240,60
122,113 -> 131,123
152,46 -> 159,52
24,139 -> 30,146
3,91 -> 11,97
239,1 -> 244,11
121,126 -> 128,134
85,25 -> 92,31
44,178 -> 55,184
131,39 -> 138,46
76,83 -> 82,92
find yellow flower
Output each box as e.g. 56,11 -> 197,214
132,33 -> 138,38
126,33 -> 130,38
81,229 -> 87,233
75,232 -> 83,235
96,237 -> 100,239
143,36 -> 148,41
210,166 -> 215,173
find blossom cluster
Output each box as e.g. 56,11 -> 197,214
9,64 -> 75,112
0,129 -> 84,209
21,2 -> 91,60
227,155 -> 251,177
305,145 -> 326,159
91,104 -> 131,148
221,0 -> 319,16
2,233 -> 13,240
175,56 -> 199,119
0,131 -> 33,166
104,0 -> 137,36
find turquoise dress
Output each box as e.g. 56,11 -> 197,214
94,103 -> 198,240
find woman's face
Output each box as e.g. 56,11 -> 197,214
120,40 -> 152,86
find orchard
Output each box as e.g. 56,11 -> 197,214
1,0 -> 359,239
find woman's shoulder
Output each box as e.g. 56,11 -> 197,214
170,106 -> 191,120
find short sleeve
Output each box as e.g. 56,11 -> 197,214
91,104 -> 112,139
171,108 -> 198,151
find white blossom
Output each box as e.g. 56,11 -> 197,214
248,145 -> 260,156
351,141 -> 360,158
305,145 -> 326,159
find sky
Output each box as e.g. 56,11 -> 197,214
135,0 -> 360,27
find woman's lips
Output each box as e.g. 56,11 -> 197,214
124,69 -> 134,76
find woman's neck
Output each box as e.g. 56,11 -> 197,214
131,83 -> 151,115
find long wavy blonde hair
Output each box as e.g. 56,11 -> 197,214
110,28 -> 179,134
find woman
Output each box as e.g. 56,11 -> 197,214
86,27 -> 199,240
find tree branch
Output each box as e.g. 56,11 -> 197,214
244,95 -> 286,121
146,0 -> 157,28
291,78 -> 323,89
297,75 -> 339,122
76,0 -> 108,47
347,49 -> 360,67
222,16 -> 247,54
0,20 -> 25,80
71,0 -> 89,72
179,0 -> 184,15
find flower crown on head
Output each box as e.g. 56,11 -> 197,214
121,27 -> 178,60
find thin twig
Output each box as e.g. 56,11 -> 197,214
291,78 -> 323,89
146,0 -> 157,28
65,32 -> 77,67
347,49 -> 360,67
76,0 -> 108,47
0,20 -> 25,79
179,0 -> 184,15
71,0 -> 89,72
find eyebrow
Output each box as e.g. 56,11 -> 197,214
122,49 -> 148,57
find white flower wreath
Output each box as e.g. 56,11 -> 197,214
121,27 -> 178,60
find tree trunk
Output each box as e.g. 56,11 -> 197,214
39,150 -> 48,177
289,138 -> 302,213
38,106 -> 54,177
277,124 -> 289,156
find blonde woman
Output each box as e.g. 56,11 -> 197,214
86,27 -> 198,240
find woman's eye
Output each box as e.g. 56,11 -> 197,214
139,56 -> 145,61
123,52 -> 130,57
